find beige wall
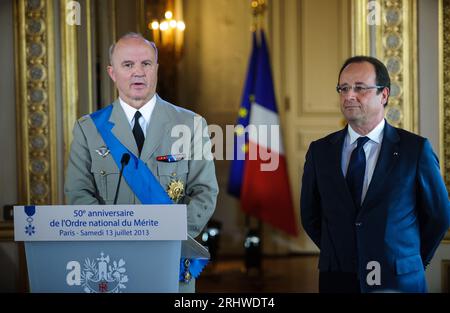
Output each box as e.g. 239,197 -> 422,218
179,0 -> 254,254
270,0 -> 351,252
179,0 -> 351,254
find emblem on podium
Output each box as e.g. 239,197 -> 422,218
76,252 -> 128,293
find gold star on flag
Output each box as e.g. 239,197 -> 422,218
249,94 -> 255,103
238,108 -> 248,118
241,143 -> 248,153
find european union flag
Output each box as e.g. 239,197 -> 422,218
227,31 -> 259,198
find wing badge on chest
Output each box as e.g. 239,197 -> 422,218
95,146 -> 110,158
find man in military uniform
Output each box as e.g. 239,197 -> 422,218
64,32 -> 219,292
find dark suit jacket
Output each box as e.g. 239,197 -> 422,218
300,121 -> 450,292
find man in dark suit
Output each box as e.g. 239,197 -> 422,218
300,56 -> 450,293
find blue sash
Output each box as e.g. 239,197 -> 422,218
91,104 -> 208,282
90,105 -> 172,204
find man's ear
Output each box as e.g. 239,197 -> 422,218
381,87 -> 390,106
107,65 -> 115,82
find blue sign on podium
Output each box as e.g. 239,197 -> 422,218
14,205 -> 209,293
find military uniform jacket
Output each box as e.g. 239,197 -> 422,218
64,96 -> 219,238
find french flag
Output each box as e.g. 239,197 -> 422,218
240,30 -> 298,237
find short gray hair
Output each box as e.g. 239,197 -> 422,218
109,32 -> 158,65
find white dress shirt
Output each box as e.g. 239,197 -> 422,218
341,119 -> 385,204
119,95 -> 156,138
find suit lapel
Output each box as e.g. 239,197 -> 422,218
360,122 -> 400,212
329,127 -> 357,214
109,100 -> 140,157
140,96 -> 171,162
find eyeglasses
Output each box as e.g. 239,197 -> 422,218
336,84 -> 385,95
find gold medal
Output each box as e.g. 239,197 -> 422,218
167,180 -> 184,202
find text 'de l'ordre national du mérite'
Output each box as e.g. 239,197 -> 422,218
14,205 -> 187,241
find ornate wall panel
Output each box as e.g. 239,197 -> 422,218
269,0 -> 352,252
14,0 -> 58,205
352,0 -> 418,133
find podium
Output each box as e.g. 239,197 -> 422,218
14,205 -> 209,293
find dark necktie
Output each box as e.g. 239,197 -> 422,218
346,136 -> 370,210
133,111 -> 145,155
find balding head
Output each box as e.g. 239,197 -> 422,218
109,32 -> 158,66
107,32 -> 159,109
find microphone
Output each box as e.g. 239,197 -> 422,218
113,153 -> 130,205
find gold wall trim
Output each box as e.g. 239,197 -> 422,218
352,0 -> 370,55
14,0 -> 58,205
137,0 -> 145,35
0,222 -> 14,241
442,0 -> 450,194
351,0 -> 418,133
61,0 -> 79,172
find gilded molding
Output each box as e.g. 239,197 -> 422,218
352,0 -> 370,55
137,0 -> 145,35
381,0 -> 418,132
14,0 -> 58,205
352,0 -> 418,133
0,222 -> 14,241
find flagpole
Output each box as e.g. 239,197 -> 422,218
243,0 -> 267,276
253,7 -> 267,249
